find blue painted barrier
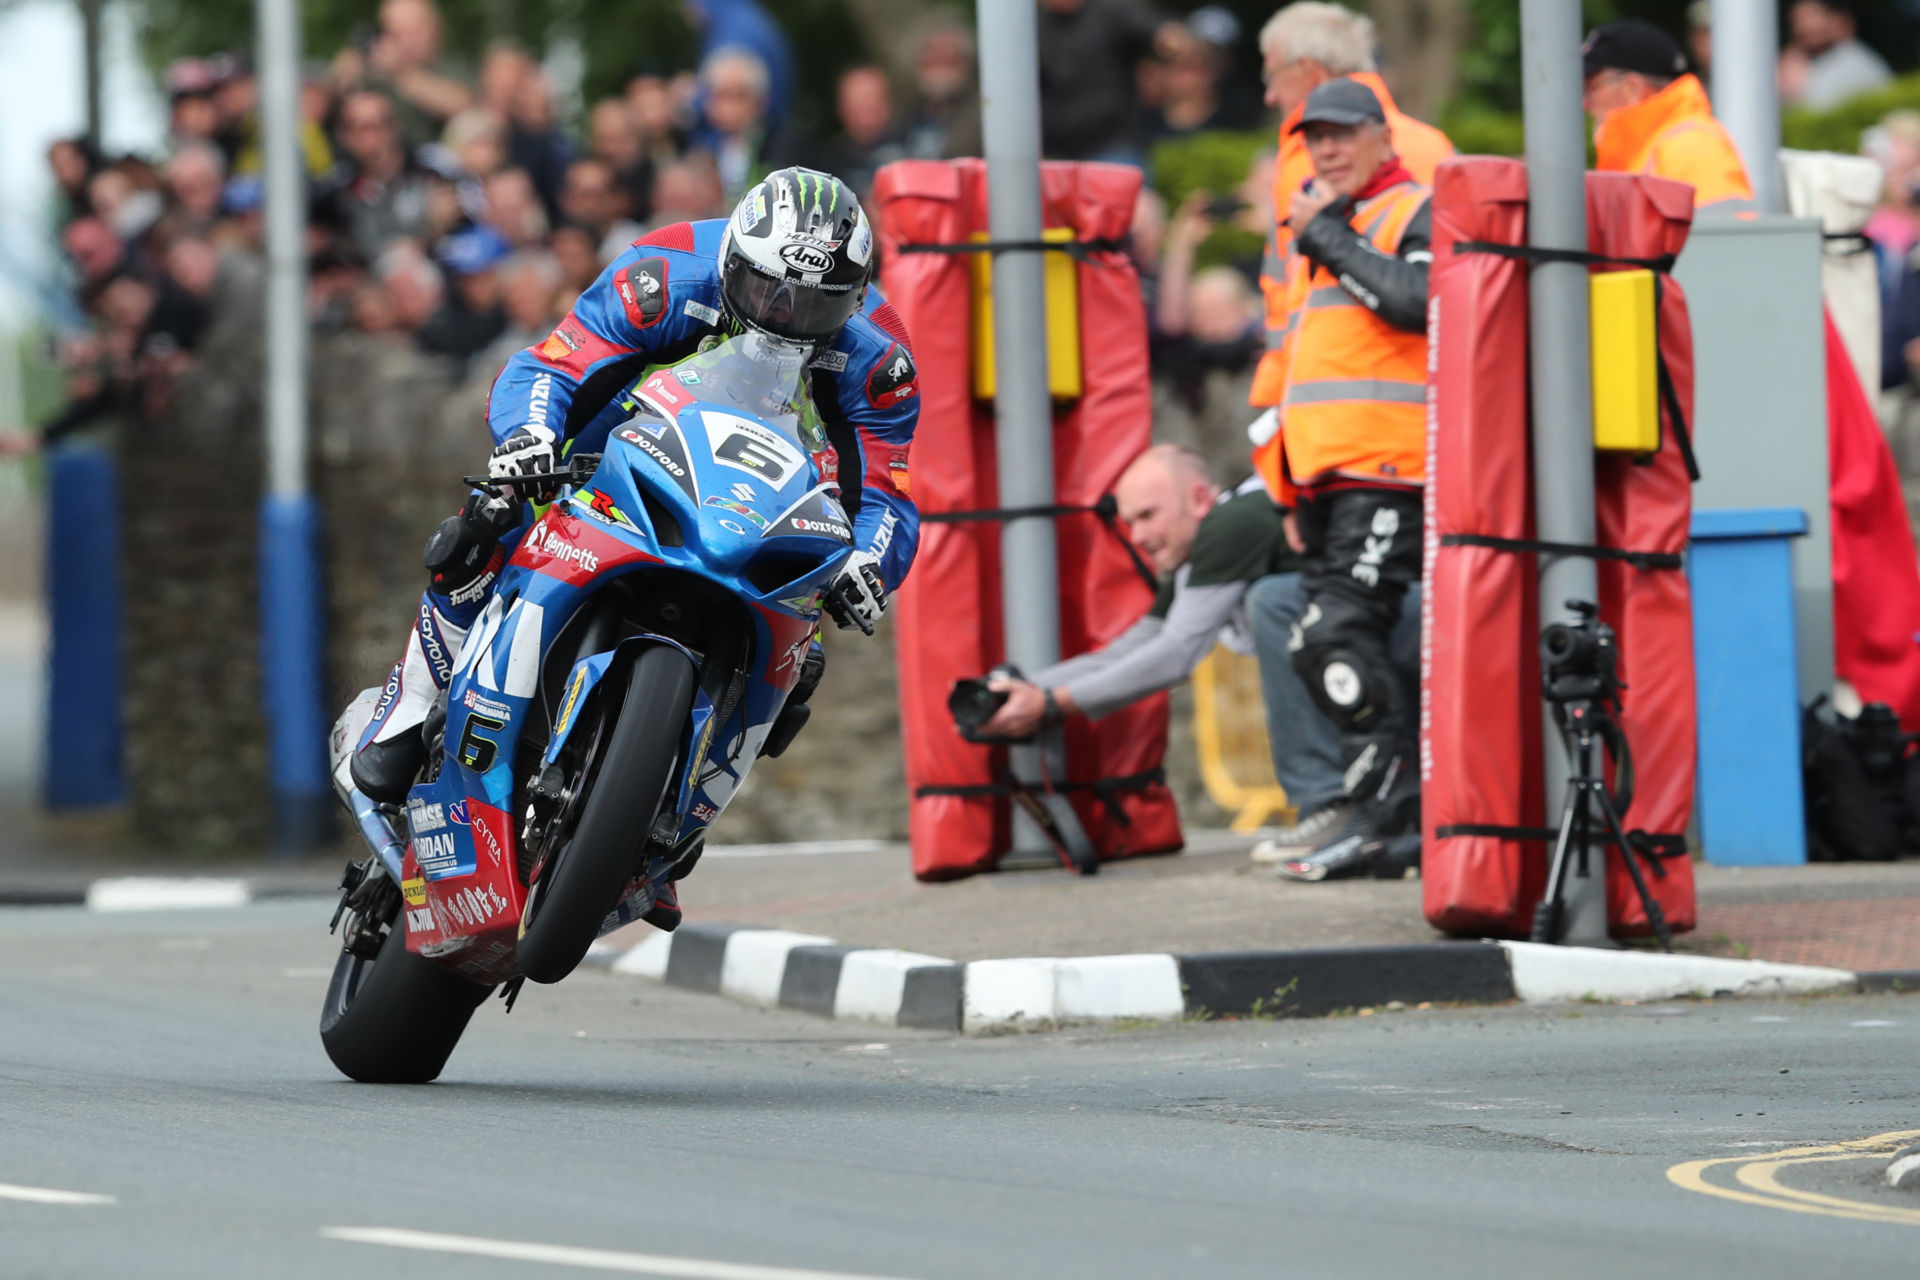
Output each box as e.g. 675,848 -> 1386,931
44,442 -> 125,808
258,492 -> 333,855
1689,507 -> 1808,866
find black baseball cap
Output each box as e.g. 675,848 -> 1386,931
1289,78 -> 1387,133
1582,20 -> 1688,79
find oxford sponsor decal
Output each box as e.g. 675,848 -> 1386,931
787,515 -> 851,541
620,428 -> 687,479
683,298 -> 722,326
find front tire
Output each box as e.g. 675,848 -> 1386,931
320,916 -> 493,1083
516,644 -> 696,985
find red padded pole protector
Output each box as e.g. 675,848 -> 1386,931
1421,157 -> 1544,936
873,160 -> 1004,880
875,159 -> 1180,881
1040,163 -> 1183,862
1586,172 -> 1697,937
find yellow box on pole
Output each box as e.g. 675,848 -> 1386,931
970,227 -> 1083,401
1590,268 -> 1659,453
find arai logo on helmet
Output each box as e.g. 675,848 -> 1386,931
779,242 -> 835,273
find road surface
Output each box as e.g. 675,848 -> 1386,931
4,897 -> 1916,1278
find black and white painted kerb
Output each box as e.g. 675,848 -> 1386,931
0,878 -> 273,910
587,924 -> 1867,1034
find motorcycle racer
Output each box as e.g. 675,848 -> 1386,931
345,168 -> 920,899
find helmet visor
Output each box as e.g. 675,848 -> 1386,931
722,261 -> 862,343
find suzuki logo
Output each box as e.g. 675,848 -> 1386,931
731,482 -> 756,502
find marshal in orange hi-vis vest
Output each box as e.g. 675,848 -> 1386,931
1252,73 -> 1454,408
1253,180 -> 1432,504
1593,73 -> 1754,214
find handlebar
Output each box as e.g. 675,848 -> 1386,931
462,453 -> 603,497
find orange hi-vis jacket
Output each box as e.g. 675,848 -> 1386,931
1253,178 -> 1433,504
1593,73 -> 1755,214
1252,73 -> 1454,408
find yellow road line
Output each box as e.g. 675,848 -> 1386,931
1667,1129 -> 1920,1225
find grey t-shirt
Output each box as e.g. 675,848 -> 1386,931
1033,478 -> 1298,719
1800,39 -> 1892,111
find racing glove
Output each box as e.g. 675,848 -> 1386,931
825,549 -> 887,634
488,426 -> 558,499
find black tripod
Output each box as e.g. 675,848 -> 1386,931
1530,602 -> 1673,952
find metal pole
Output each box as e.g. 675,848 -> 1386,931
79,0 -> 102,151
1710,0 -> 1781,214
1522,0 -> 1606,945
257,0 -> 332,855
975,0 -> 1090,866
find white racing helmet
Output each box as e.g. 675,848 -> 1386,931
718,166 -> 875,345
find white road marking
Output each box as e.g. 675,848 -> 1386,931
1849,1020 -> 1897,1028
86,878 -> 249,912
702,840 -> 890,860
1749,1016 -> 1793,1023
321,1227 -> 919,1279
0,1182 -> 116,1206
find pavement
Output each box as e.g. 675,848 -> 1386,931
3,896 -> 1918,1278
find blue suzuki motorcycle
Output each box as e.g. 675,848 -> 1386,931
321,334 -> 860,1083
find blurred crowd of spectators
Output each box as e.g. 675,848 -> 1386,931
33,0 -> 987,441
38,0 -> 1909,471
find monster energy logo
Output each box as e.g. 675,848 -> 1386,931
792,170 -> 838,218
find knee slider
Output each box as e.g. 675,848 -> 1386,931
1292,643 -> 1388,735
424,513 -> 503,605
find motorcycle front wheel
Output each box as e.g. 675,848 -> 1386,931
320,914 -> 494,1083
515,643 -> 696,985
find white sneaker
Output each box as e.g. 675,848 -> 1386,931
1249,802 -> 1355,863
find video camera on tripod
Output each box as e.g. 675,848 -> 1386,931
1531,600 -> 1674,951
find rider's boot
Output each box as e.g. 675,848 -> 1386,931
349,495 -> 519,804
759,637 -> 826,758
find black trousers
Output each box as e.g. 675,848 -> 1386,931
1289,485 -> 1424,748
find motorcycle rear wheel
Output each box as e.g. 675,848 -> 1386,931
320,913 -> 493,1083
516,643 -> 696,985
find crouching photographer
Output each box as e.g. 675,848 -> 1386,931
959,444 -> 1369,857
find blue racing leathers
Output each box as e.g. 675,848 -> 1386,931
486,217 -> 920,594
350,219 -> 920,780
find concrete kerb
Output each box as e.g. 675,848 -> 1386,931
1888,1144 -> 1920,1192
585,926 -> 1879,1034
0,877 -> 293,911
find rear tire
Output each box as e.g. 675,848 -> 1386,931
320,916 -> 493,1083
516,644 -> 696,984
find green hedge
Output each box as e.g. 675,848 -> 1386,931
1148,130 -> 1271,271
1781,71 -> 1920,153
